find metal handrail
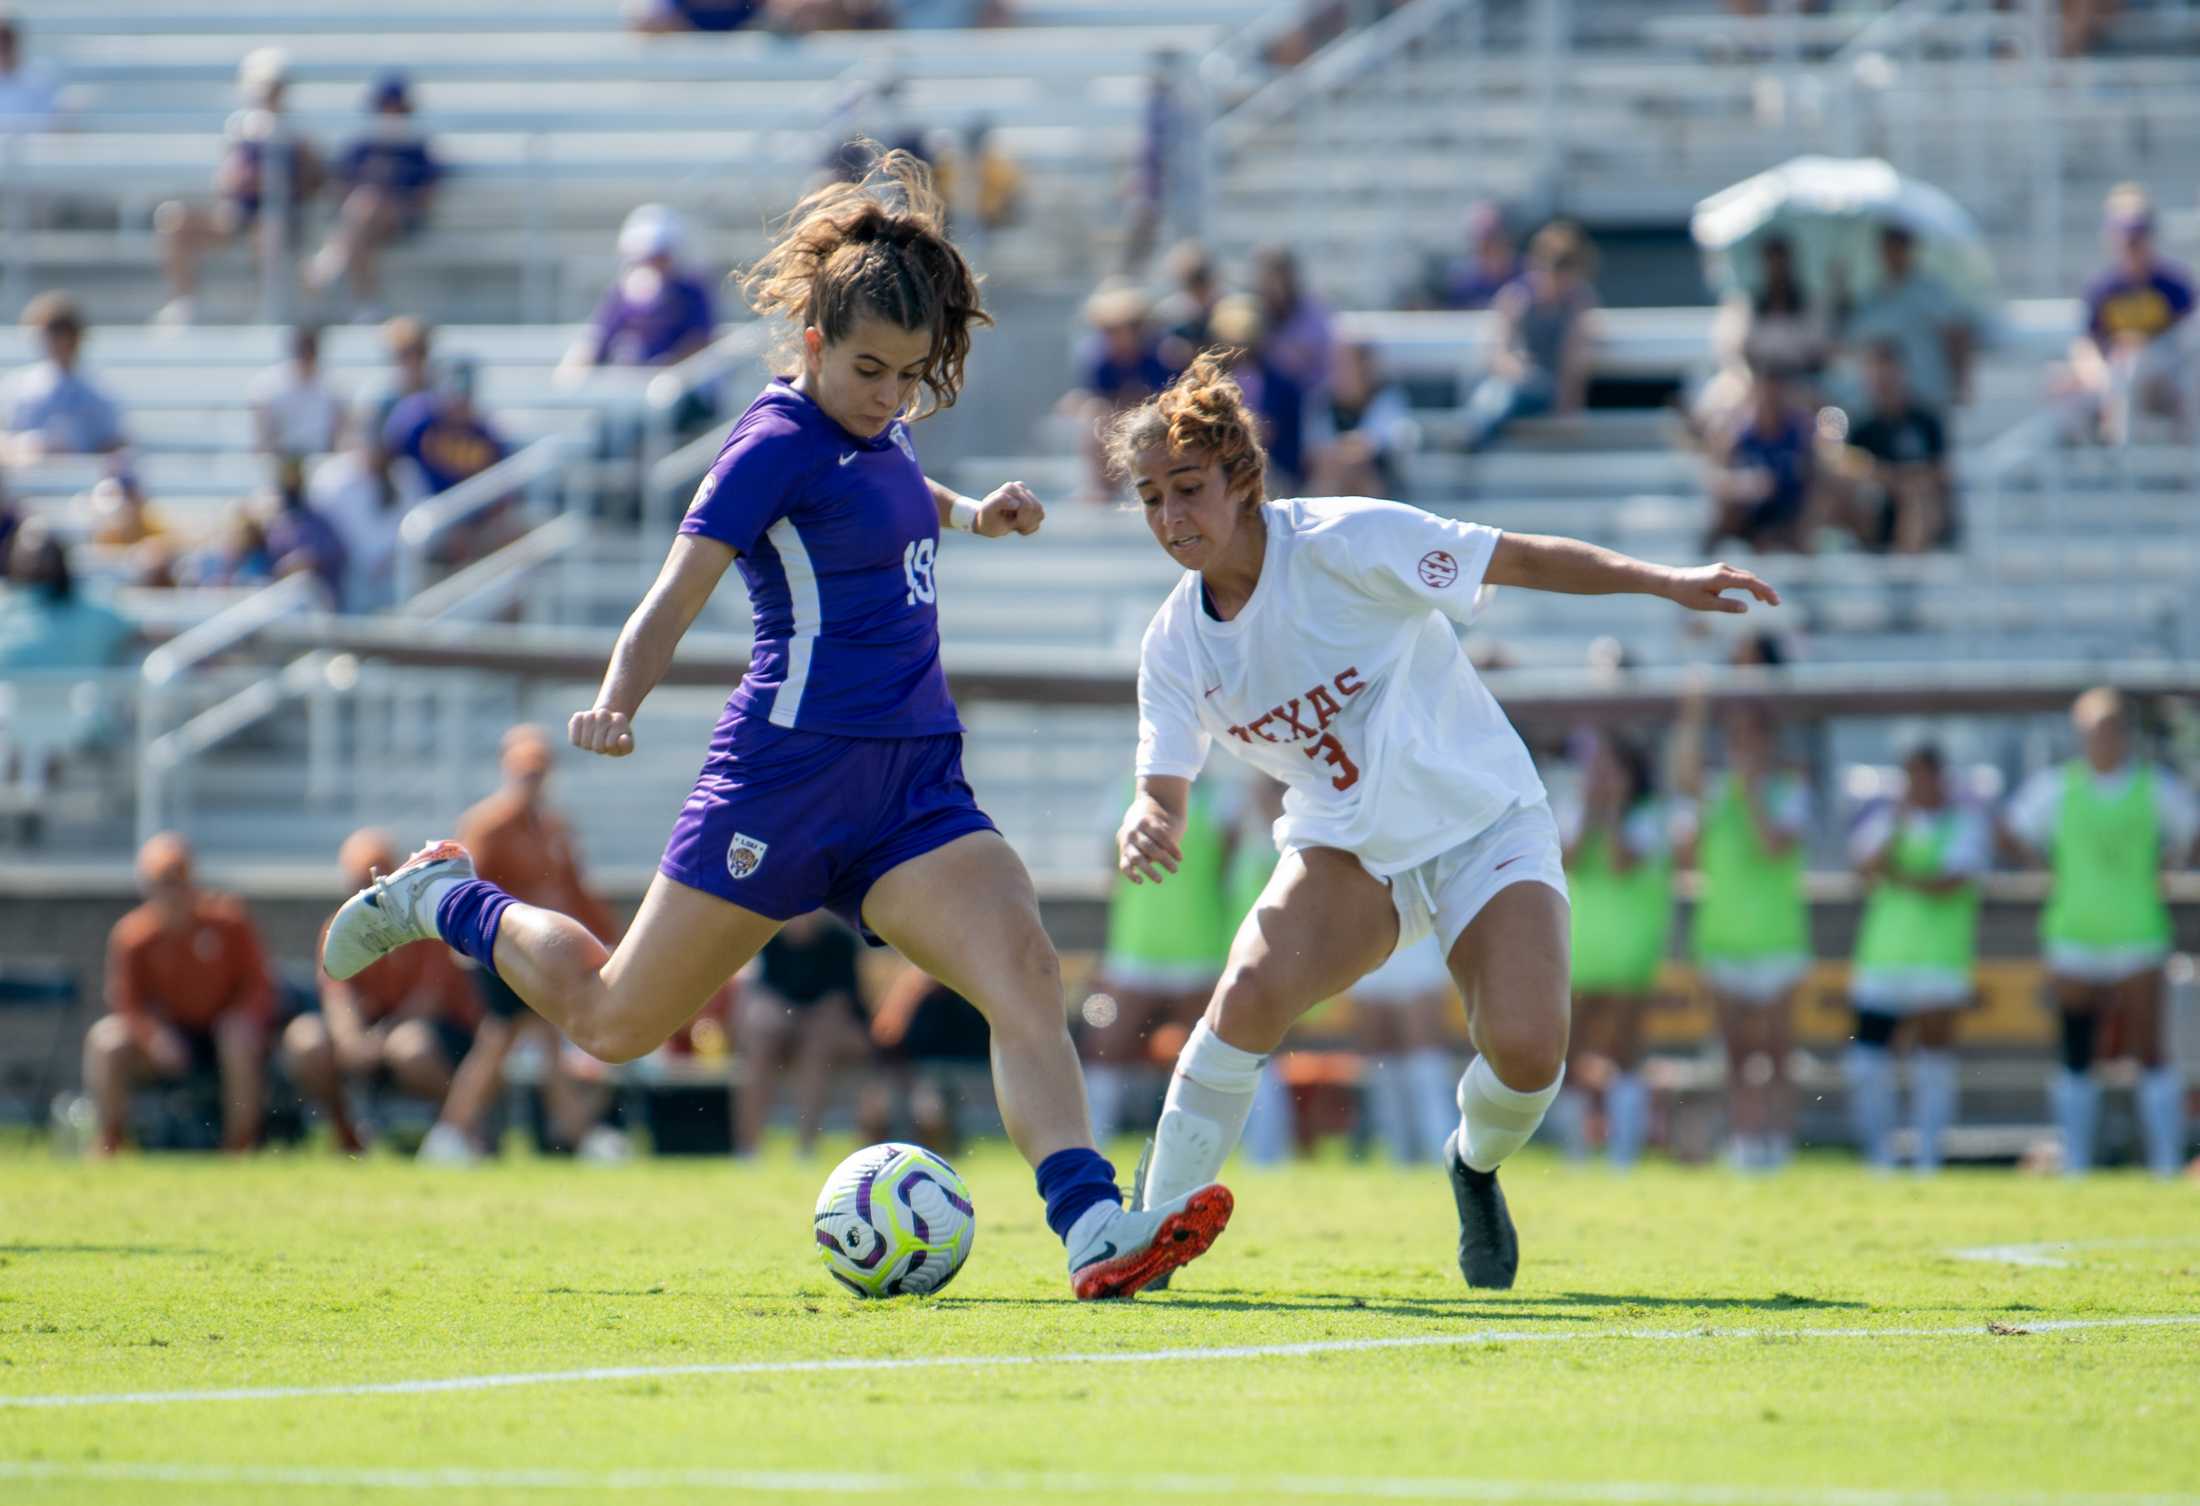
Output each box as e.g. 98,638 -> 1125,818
392,435 -> 567,606
1212,0 -> 1476,152
139,573 -> 325,689
399,511 -> 590,622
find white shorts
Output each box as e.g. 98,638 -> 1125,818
2046,942 -> 2169,987
1354,934 -> 1452,1006
1699,955 -> 1810,1005
1098,956 -> 1222,996
1380,801 -> 1569,962
1851,966 -> 1972,1016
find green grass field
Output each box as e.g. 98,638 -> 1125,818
3,1142 -> 2197,1506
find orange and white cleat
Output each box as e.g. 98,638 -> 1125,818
320,840 -> 474,981
1068,1183 -> 1233,1300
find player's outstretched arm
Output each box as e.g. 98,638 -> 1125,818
1117,775 -> 1189,886
1486,532 -> 1780,615
927,476 -> 1045,538
571,533 -> 736,758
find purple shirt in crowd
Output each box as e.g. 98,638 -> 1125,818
2084,260 -> 2195,347
590,271 -> 717,367
679,379 -> 959,738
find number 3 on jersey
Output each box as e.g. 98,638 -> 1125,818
903,537 -> 937,605
1304,732 -> 1360,791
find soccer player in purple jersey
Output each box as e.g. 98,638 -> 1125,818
321,153 -> 1230,1299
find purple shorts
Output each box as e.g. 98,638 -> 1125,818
659,716 -> 996,941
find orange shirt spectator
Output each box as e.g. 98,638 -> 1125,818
106,889 -> 275,1044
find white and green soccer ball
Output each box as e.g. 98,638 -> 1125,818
813,1142 -> 975,1299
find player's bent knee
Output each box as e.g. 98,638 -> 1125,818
85,1014 -> 133,1059
281,1014 -> 329,1060
1479,1015 -> 1567,1090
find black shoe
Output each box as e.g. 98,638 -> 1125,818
1445,1131 -> 1518,1290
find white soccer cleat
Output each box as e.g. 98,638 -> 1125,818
416,1122 -> 481,1167
1068,1182 -> 1233,1300
320,839 -> 474,981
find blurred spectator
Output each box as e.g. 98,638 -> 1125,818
1066,283 -> 1175,499
0,10 -> 60,133
1308,341 -> 1415,498
82,834 -> 274,1155
176,507 -> 276,591
1701,235 -> 1830,432
628,0 -> 764,31
1123,51 -> 1192,273
567,206 -> 717,374
384,355 -> 509,496
1209,294 -> 1307,494
1700,365 -> 1816,553
940,117 -> 1024,238
0,476 -> 18,563
422,725 -> 625,1165
1352,937 -> 1459,1165
1461,221 -> 1599,452
860,964 -> 991,1155
156,49 -> 326,326
2061,184 -> 2193,445
1822,341 -> 1953,554
897,0 -> 1013,23
307,73 -> 443,319
4,292 -> 126,460
1676,694 -> 1812,1171
736,911 -> 873,1155
84,469 -> 169,549
1843,743 -> 1986,1174
1438,201 -> 1520,312
283,829 -> 480,1154
363,315 -> 434,441
1837,224 -> 1975,415
84,469 -> 176,588
250,325 -> 348,461
1154,241 -> 1222,369
2058,0 -> 2119,55
310,436 -> 408,611
2001,688 -> 2197,1176
0,518 -> 135,671
1252,245 -> 1335,397
260,458 -> 349,603
771,0 -> 897,36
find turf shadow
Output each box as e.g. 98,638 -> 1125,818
1547,1290 -> 1869,1313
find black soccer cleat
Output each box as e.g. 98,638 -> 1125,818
1445,1130 -> 1519,1290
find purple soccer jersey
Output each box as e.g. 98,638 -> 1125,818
679,378 -> 960,738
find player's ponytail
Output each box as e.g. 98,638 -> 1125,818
1102,352 -> 1269,511
741,146 -> 990,420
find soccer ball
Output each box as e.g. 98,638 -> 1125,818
813,1142 -> 975,1299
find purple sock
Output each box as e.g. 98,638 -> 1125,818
434,879 -> 516,975
1035,1147 -> 1120,1242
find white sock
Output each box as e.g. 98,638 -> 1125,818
2052,1069 -> 2101,1175
1455,1054 -> 1563,1173
1606,1070 -> 1650,1169
1404,1050 -> 1460,1164
1142,1020 -> 1265,1209
1844,1044 -> 1896,1169
1063,1198 -> 1118,1258
1909,1050 -> 1958,1173
2137,1066 -> 2187,1178
1241,1063 -> 1293,1165
1084,1063 -> 1128,1145
1365,1054 -> 1413,1162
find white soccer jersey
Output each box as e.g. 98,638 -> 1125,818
1136,496 -> 1546,875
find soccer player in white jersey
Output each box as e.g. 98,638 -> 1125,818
1112,357 -> 1778,1288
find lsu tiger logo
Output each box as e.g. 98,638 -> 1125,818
726,833 -> 769,880
891,424 -> 918,466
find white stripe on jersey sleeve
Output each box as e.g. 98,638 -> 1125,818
765,516 -> 822,728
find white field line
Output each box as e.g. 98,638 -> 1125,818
4,1314 -> 2196,1411
1,1461 -> 2197,1506
1950,1238 -> 2200,1269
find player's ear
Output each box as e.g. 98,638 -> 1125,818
801,325 -> 825,365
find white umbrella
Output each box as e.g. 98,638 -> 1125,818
1691,156 -> 1996,312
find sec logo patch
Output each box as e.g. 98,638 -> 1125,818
726,833 -> 769,880
1418,549 -> 1459,589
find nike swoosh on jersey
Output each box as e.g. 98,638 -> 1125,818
839,451 -> 860,466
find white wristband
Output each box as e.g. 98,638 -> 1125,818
948,495 -> 981,533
